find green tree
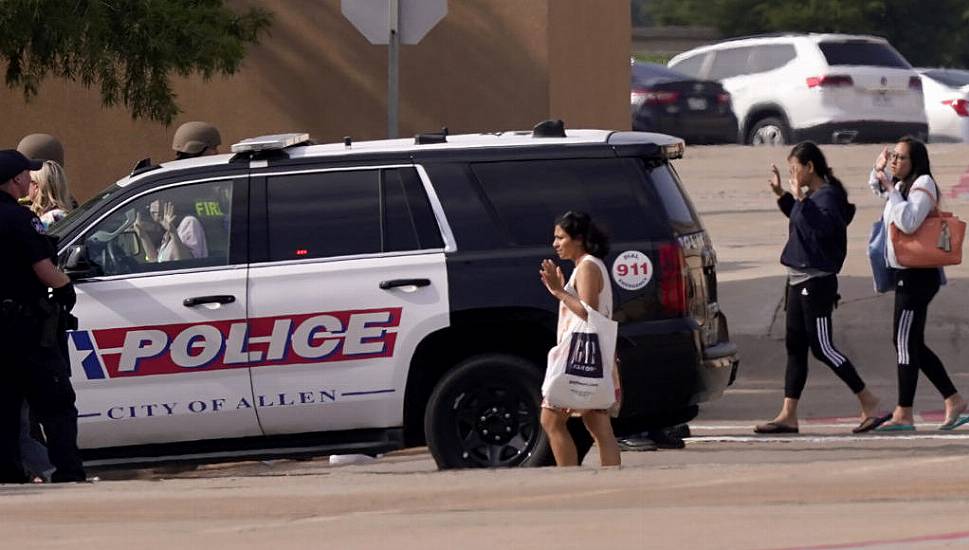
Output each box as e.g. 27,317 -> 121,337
646,0 -> 969,67
0,0 -> 272,124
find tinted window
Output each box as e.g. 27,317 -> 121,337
669,53 -> 706,78
818,41 -> 910,68
81,180 -> 233,276
923,69 -> 969,88
749,44 -> 797,73
708,47 -> 753,80
470,158 -> 669,247
266,168 -> 441,261
649,164 -> 702,234
383,169 -> 444,251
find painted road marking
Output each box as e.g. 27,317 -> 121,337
688,433 -> 969,444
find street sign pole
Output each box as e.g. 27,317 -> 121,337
388,0 -> 399,139
342,0 -> 446,139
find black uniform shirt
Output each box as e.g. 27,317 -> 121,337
0,191 -> 54,303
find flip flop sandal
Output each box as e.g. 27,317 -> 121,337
938,415 -> 969,431
874,422 -> 916,432
753,422 -> 799,434
852,414 -> 892,434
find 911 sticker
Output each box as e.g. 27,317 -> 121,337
611,250 -> 653,291
69,307 -> 401,380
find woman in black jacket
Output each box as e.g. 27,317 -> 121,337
755,142 -> 886,435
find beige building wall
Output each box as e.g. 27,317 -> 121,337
1,0 -> 630,202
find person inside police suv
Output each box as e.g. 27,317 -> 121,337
132,198 -> 208,262
172,121 -> 221,159
0,149 -> 86,484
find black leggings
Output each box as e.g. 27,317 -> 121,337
893,268 -> 957,407
785,275 -> 866,399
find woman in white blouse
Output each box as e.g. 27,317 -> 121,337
869,136 -> 967,431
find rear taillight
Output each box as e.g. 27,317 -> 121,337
716,91 -> 731,105
806,75 -> 854,88
943,99 -> 969,117
631,88 -> 680,106
909,76 -> 923,92
658,243 -> 687,316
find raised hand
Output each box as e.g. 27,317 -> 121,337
768,163 -> 784,197
160,201 -> 177,233
539,258 -> 564,295
133,210 -> 147,234
874,147 -> 890,172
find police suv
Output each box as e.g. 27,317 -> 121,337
52,124 -> 739,468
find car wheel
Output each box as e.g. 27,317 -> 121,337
748,117 -> 789,146
425,354 -> 553,469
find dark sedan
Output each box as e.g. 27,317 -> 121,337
631,61 -> 739,143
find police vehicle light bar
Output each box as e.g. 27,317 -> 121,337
231,133 -> 311,153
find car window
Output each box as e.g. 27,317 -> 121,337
470,158 -> 670,246
383,168 -> 444,251
708,47 -> 753,80
748,44 -> 797,74
81,180 -> 232,277
818,41 -> 910,68
669,53 -> 707,78
647,163 -> 702,234
923,69 -> 969,88
265,168 -> 441,261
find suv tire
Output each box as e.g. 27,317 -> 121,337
748,116 -> 790,146
425,354 -> 553,469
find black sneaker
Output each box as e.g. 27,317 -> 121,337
666,423 -> 692,440
617,434 -> 657,452
648,428 -> 686,450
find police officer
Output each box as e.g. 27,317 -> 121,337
0,150 -> 85,484
172,121 -> 221,160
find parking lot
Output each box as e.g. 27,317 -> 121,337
4,144 -> 969,549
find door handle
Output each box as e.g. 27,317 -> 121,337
183,295 -> 236,307
379,278 -> 431,290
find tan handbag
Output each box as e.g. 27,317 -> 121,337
890,187 -> 965,268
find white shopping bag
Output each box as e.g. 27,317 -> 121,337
542,303 -> 618,410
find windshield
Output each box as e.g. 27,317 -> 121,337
49,184 -> 121,243
923,69 -> 969,88
818,41 -> 911,68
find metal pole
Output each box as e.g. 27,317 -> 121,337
388,0 -> 399,139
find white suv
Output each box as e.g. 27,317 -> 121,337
669,33 -> 928,145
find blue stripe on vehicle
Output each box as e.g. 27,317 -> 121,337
341,389 -> 396,396
78,412 -> 102,418
71,331 -> 106,380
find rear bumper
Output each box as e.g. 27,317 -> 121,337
614,318 -> 739,430
793,121 -> 928,144
699,341 -> 740,400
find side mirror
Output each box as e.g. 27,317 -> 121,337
62,245 -> 101,280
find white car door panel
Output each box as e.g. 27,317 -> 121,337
247,254 -> 448,433
70,270 -> 257,448
246,166 -> 452,435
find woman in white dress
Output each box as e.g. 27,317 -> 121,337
539,211 -> 621,466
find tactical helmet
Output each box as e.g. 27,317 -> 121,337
172,121 -> 222,155
17,133 -> 65,167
